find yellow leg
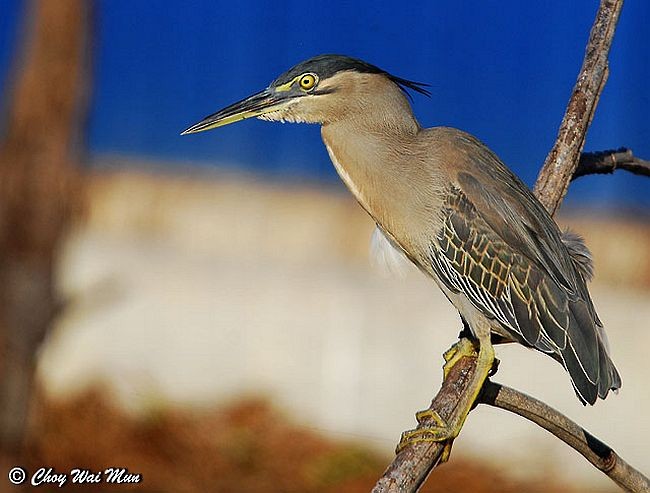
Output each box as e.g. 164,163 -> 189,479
396,336 -> 494,459
442,338 -> 478,379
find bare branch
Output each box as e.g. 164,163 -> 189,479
479,382 -> 650,493
371,356 -> 478,492
575,148 -> 650,180
534,0 -> 624,215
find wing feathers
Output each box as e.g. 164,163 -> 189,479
430,184 -> 620,404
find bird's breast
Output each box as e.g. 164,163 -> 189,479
323,141 -> 373,214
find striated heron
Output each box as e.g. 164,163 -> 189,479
182,54 -> 621,453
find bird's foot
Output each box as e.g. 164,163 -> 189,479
395,337 -> 493,462
443,337 -> 478,379
395,409 -> 457,462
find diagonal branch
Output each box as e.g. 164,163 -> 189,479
479,382 -> 650,493
371,0 -> 648,491
534,0 -> 624,214
371,355 -> 479,492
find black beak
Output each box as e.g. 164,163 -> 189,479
181,88 -> 289,135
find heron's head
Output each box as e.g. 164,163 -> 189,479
181,54 -> 429,134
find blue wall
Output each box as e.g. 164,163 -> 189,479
1,0 -> 649,209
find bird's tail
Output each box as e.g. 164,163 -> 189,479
560,298 -> 622,405
559,229 -> 621,404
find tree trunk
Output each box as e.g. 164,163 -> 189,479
0,0 -> 91,454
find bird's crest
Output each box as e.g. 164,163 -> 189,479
272,54 -> 431,100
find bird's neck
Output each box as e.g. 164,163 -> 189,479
320,107 -> 421,237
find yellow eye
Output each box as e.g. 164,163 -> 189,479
299,73 -> 317,90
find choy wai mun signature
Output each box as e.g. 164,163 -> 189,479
28,467 -> 142,487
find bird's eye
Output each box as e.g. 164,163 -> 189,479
299,73 -> 317,90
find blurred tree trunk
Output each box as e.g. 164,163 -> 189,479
0,0 -> 91,454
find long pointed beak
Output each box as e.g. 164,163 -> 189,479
181,88 -> 286,135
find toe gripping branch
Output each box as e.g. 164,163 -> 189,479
396,337 -> 499,463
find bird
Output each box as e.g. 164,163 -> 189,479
181,54 -> 621,451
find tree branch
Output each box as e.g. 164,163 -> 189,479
534,0 -> 624,214
371,0 -> 650,491
371,356 -> 478,492
575,148 -> 650,180
479,382 -> 650,493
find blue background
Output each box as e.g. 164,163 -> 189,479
1,0 -> 648,209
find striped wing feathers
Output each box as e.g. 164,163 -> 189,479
430,185 -> 615,404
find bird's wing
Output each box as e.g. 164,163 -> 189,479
429,184 -> 611,404
429,184 -> 557,348
453,146 -> 600,324
457,168 -> 579,296
426,135 -> 619,403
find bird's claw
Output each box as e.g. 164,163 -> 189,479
394,337 -> 493,463
443,338 -> 478,379
396,409 -> 456,461
415,408 -> 447,426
